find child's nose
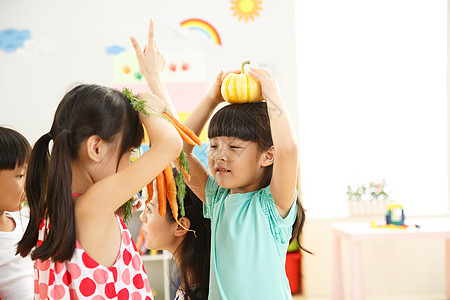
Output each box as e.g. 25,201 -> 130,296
213,150 -> 228,162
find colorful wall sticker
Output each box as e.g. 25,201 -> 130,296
230,0 -> 263,22
106,45 -> 126,55
180,18 -> 222,46
0,28 -> 31,52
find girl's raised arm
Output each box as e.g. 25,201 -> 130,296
79,91 -> 182,218
179,72 -> 225,202
248,68 -> 299,218
131,19 -> 222,202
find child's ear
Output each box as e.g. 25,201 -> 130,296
85,135 -> 105,163
174,217 -> 191,237
261,146 -> 275,167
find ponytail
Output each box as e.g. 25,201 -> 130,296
167,169 -> 211,300
17,130 -> 76,262
36,129 -> 76,261
17,133 -> 52,258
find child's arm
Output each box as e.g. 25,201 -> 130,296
179,72 -> 225,202
130,20 -> 178,119
79,91 -> 182,217
248,68 -> 299,218
131,20 -> 223,202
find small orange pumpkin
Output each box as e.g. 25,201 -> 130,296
221,61 -> 263,103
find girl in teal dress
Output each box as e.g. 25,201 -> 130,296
131,19 -> 307,300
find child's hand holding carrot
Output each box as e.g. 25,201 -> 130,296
135,91 -> 166,118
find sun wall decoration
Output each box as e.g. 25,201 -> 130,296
230,0 -> 263,22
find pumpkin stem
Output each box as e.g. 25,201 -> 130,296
241,60 -> 250,73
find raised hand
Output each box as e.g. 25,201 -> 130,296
130,19 -> 176,116
130,20 -> 165,86
204,71 -> 225,104
247,67 -> 282,105
205,70 -> 244,105
135,91 -> 165,120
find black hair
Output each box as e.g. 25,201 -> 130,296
166,169 -> 211,300
0,126 -> 31,170
17,84 -> 144,262
208,102 -> 309,253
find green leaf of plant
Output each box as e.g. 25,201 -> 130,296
175,172 -> 186,217
120,198 -> 134,224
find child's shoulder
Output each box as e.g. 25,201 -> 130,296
7,210 -> 30,221
6,211 -> 30,231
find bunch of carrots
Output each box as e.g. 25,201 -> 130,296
145,111 -> 201,226
122,87 -> 201,231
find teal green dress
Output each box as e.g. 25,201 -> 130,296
204,175 -> 297,300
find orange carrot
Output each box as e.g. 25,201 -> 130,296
163,164 -> 196,236
163,165 -> 178,220
156,173 -> 167,216
135,223 -> 147,255
162,111 -> 202,147
145,179 -> 154,206
181,166 -> 191,182
170,119 -> 196,146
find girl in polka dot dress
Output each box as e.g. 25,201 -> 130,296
17,81 -> 182,298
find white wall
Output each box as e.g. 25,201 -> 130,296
0,0 -> 298,144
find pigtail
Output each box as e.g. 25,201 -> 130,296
33,129 -> 76,262
168,169 -> 211,300
17,133 -> 52,258
173,215 -> 211,300
290,197 -> 312,255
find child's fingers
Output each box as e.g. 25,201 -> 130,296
248,67 -> 272,81
132,200 -> 142,213
146,19 -> 155,50
130,36 -> 144,59
153,36 -> 160,51
215,70 -> 224,81
136,91 -> 152,100
247,69 -> 261,80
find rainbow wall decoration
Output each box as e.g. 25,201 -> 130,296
180,18 -> 222,46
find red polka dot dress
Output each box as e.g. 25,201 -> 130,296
34,216 -> 153,300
